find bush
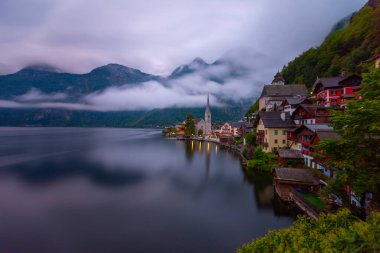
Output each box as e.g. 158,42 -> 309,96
238,209 -> 380,253
242,148 -> 248,158
246,147 -> 277,172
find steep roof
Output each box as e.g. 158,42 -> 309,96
260,84 -> 308,98
285,97 -> 309,105
313,77 -> 344,90
293,124 -> 333,134
278,149 -> 304,159
274,168 -> 320,185
258,112 -> 296,128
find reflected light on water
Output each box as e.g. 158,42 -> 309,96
191,141 -> 194,153
215,145 -> 218,155
207,143 -> 210,154
198,142 -> 202,153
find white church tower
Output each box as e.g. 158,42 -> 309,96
205,94 -> 212,135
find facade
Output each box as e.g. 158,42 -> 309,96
205,94 -> 212,135
194,118 -> 206,135
312,75 -> 361,107
288,124 -> 339,170
259,82 -> 308,111
256,112 -> 296,153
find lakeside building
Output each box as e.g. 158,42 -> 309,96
291,104 -> 340,125
259,72 -> 308,111
281,97 -> 312,116
287,124 -> 339,169
312,75 -> 361,107
274,167 -> 320,202
277,149 -> 304,168
256,112 -> 296,153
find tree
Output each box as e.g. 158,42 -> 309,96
238,209 -> 380,253
244,131 -> 256,145
184,114 -> 196,136
317,68 -> 380,207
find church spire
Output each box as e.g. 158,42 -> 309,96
205,94 -> 212,135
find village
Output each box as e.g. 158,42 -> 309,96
163,53 -> 380,220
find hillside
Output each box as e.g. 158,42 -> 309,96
281,3 -> 380,88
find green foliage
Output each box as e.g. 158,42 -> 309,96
282,6 -> 380,88
246,147 -> 277,172
238,209 -> 380,253
244,131 -> 256,145
242,148 -> 248,158
317,68 -> 380,204
245,99 -> 259,116
184,114 -> 196,135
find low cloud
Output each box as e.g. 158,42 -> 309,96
15,88 -> 67,102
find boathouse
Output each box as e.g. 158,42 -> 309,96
274,167 -> 320,201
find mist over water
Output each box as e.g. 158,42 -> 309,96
0,127 -> 295,253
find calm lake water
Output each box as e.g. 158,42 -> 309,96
0,127 -> 295,253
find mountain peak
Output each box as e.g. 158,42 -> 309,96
192,57 -> 207,65
18,64 -> 62,74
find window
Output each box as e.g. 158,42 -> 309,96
274,130 -> 278,135
282,140 -> 286,144
282,130 -> 286,135
274,139 -> 278,144
331,90 -> 337,95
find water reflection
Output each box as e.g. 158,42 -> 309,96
0,128 -> 295,253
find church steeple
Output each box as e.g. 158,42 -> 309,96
205,94 -> 212,135
272,72 -> 285,85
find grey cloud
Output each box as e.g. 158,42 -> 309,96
0,0 -> 366,78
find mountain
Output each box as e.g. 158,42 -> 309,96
281,2 -> 380,88
0,63 -> 159,99
169,57 -> 209,78
0,58 -> 253,127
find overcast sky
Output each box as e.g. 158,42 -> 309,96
0,0 -> 366,76
0,0 -> 368,111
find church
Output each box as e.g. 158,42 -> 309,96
195,94 -> 212,135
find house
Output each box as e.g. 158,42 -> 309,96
288,124 -> 335,168
310,130 -> 341,178
291,104 -> 340,125
312,75 -> 361,107
256,112 -> 296,153
259,72 -> 308,111
274,167 -> 320,201
277,149 -> 304,168
281,97 -> 312,115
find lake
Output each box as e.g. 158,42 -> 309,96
0,127 -> 295,253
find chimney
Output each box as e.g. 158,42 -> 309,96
281,112 -> 286,121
